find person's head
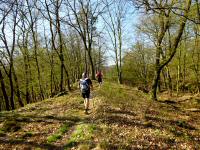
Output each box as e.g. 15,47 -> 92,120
82,72 -> 88,79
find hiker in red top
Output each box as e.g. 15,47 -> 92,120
96,70 -> 103,87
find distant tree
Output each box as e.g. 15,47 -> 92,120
102,0 -> 127,84
25,0 -> 45,99
63,0 -> 103,79
55,0 -> 71,92
122,41 -> 154,87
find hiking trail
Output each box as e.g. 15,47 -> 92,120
0,82 -> 200,149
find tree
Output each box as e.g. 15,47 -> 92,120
0,68 -> 9,110
0,0 -> 24,108
122,41 -> 154,87
132,0 -> 192,100
64,0 -> 103,79
102,0 -> 127,84
41,0 -> 71,92
25,0 -> 45,100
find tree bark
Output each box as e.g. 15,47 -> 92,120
24,47 -> 30,104
0,69 -> 10,110
56,0 -> 64,92
12,66 -> 24,107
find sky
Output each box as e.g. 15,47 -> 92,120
96,2 -> 140,66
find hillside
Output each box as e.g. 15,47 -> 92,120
0,82 -> 200,149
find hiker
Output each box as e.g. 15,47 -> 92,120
79,72 -> 93,114
96,70 -> 103,87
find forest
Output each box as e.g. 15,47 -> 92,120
0,0 -> 200,149
0,0 -> 199,110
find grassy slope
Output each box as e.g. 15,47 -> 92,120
0,81 -> 200,149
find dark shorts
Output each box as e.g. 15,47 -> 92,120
98,78 -> 102,83
82,91 -> 90,99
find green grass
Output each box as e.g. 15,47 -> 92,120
47,134 -> 62,143
59,124 -> 70,134
47,122 -> 73,143
65,124 -> 97,149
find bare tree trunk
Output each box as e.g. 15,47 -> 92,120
56,0 -> 64,92
118,11 -> 123,84
12,67 -> 24,107
180,29 -> 187,92
183,35 -> 187,92
11,5 -> 23,107
0,69 -> 10,110
176,47 -> 181,96
24,31 -> 31,103
26,0 -> 44,100
44,29 -> 55,97
88,47 -> 95,79
34,35 -> 44,100
24,47 -> 31,104
151,42 -> 162,100
98,40 -> 101,71
152,69 -> 161,100
18,23 -> 31,104
44,0 -> 57,95
8,65 -> 15,109
162,69 -> 167,89
166,67 -> 172,96
84,48 -> 88,73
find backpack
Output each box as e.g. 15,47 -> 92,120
80,78 -> 89,93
